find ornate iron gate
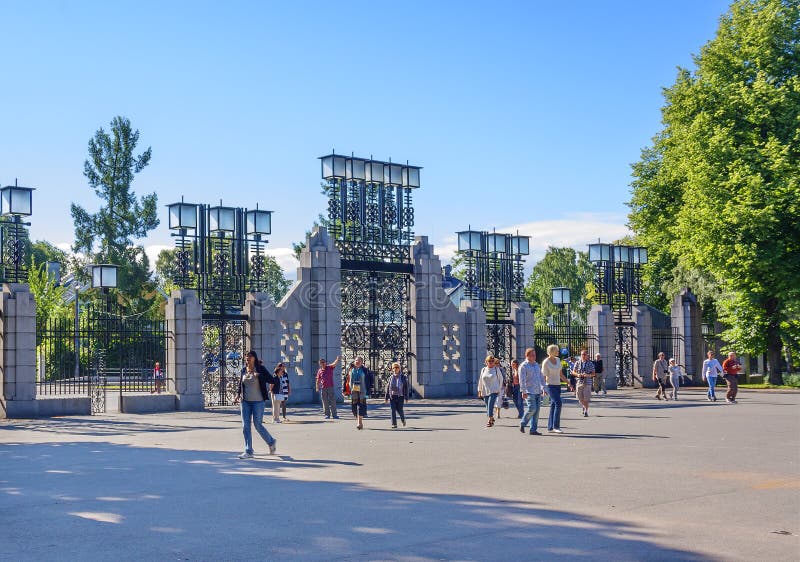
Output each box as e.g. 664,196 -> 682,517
534,324 -> 598,360
615,325 -> 635,387
201,317 -> 248,407
487,322 -> 514,365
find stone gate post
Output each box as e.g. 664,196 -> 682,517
0,284 -> 37,418
166,289 -> 204,411
588,304 -> 616,390
460,300 -> 486,396
511,302 -> 534,362
671,288 -> 703,382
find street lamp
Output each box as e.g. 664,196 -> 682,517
0,181 -> 34,283
552,286 -> 572,356
90,264 -> 118,290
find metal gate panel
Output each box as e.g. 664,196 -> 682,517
201,319 -> 248,407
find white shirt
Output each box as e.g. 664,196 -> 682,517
519,360 -> 545,395
478,367 -> 502,396
702,358 -> 723,378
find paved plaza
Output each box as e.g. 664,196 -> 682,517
1,389 -> 798,561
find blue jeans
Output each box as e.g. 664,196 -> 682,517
484,393 -> 498,417
241,400 -> 275,454
546,385 -> 563,430
512,385 -> 524,417
520,393 -> 542,432
707,376 -> 717,399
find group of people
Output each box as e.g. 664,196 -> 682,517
652,350 -> 742,404
233,350 -> 291,459
478,345 -> 598,435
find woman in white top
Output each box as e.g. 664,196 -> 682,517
541,344 -> 568,433
477,355 -> 502,427
668,358 -> 682,401
702,350 -> 723,402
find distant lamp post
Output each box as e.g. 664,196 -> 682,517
0,181 -> 34,283
552,286 -> 572,356
45,261 -> 62,286
90,264 -> 118,291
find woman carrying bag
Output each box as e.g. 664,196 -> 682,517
477,355 -> 502,427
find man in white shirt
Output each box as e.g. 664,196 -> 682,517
518,348 -> 545,436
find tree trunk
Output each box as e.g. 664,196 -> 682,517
765,298 -> 783,385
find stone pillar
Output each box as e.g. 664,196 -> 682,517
297,227 -> 341,399
244,292 -> 278,367
632,305 -> 654,388
460,300 -> 486,396
588,304 -> 616,390
671,288 -> 703,382
0,284 -> 37,418
166,289 -> 204,411
511,302 -> 534,362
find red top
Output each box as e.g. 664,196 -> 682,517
722,358 -> 740,375
316,365 -> 335,388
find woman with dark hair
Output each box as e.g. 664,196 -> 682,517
234,350 -> 278,458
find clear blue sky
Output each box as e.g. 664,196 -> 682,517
1,0 -> 731,275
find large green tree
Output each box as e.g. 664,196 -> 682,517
71,116 -> 159,313
628,0 -> 800,383
524,247 -> 594,327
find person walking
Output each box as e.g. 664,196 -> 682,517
722,351 -> 742,404
349,356 -> 368,429
519,348 -> 545,435
271,362 -> 290,422
477,356 -> 502,427
571,349 -> 595,417
593,353 -> 606,396
234,350 -> 278,459
493,358 -> 507,420
652,352 -> 670,401
316,355 -> 341,419
702,351 -> 723,402
542,344 -> 568,433
668,358 -> 681,401
384,362 -> 408,428
151,361 -> 165,394
509,359 -> 524,418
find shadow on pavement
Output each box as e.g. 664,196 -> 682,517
0,440 -> 711,561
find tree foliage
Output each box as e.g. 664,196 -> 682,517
71,116 -> 160,314
524,247 -> 594,327
28,259 -> 70,326
628,0 -> 800,382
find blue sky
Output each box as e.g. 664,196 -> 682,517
0,0 -> 731,276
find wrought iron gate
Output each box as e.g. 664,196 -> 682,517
36,300 -> 167,414
201,317 -> 248,407
340,269 -> 411,397
487,322 -> 514,366
615,325 -> 635,387
534,324 -> 598,360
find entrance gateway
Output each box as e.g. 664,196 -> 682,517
320,154 -> 419,396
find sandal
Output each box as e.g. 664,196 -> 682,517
486,420 -> 492,427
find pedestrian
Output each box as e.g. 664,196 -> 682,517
509,359 -> 524,418
234,350 -> 277,459
151,361 -> 165,394
571,348 -> 595,417
593,353 -> 606,396
384,362 -> 408,428
271,362 -> 290,422
721,351 -> 742,404
477,355 -> 502,427
363,364 -> 375,417
519,348 -> 545,435
349,356 -> 368,429
652,352 -> 670,401
493,358 -> 507,420
542,344 -> 568,433
702,350 -> 723,402
316,355 -> 341,419
668,358 -> 681,401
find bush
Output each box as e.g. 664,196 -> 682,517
782,374 -> 800,388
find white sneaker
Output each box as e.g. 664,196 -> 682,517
237,452 -> 253,459
552,429 -> 563,434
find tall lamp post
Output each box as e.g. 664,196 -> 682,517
588,242 -> 647,386
0,181 -> 34,283
552,286 -> 572,356
90,263 -> 118,413
456,227 -> 530,366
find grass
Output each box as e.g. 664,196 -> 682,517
738,383 -> 799,390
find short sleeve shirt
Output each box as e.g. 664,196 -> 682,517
316,365 -> 335,388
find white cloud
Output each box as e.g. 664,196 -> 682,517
144,245 -> 172,270
435,212 -> 632,266
266,247 -> 299,280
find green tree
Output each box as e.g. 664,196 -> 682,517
628,0 -> 800,384
29,240 -> 68,269
71,116 -> 160,314
524,247 -> 594,327
28,259 -> 70,326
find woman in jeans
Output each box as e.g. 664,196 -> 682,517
384,362 -> 409,428
702,350 -> 723,402
668,358 -> 681,401
509,359 -> 524,418
542,344 -> 568,433
234,350 -> 278,459
477,355 -> 502,427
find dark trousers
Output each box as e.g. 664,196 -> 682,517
511,385 -> 524,417
350,390 -> 367,417
725,375 -> 738,400
389,396 -> 405,425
